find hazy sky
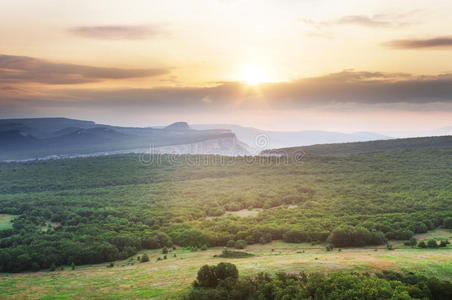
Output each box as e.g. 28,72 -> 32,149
1,0 -> 452,134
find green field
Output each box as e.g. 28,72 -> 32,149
1,232 -> 451,299
0,214 -> 14,230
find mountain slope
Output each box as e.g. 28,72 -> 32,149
192,124 -> 391,150
262,135 -> 452,156
0,118 -> 248,160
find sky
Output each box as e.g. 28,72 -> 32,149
1,0 -> 452,135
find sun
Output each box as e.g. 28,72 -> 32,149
238,64 -> 269,85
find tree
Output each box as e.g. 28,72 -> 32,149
282,230 -> 310,243
327,225 -> 386,247
234,240 -> 247,249
141,253 -> 149,263
444,217 -> 452,229
439,239 -> 450,247
194,263 -> 238,288
195,265 -> 217,287
427,239 -> 438,248
215,262 -> 238,282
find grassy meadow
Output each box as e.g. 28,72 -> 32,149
1,229 -> 451,299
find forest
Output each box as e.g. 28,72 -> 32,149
186,262 -> 452,299
0,136 -> 452,272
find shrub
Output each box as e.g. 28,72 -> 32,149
200,245 -> 208,251
162,246 -> 168,254
282,230 -> 310,243
404,237 -> 417,247
327,225 -> 386,247
194,263 -> 238,288
386,229 -> 414,240
439,240 -> 450,247
234,240 -> 247,249
444,217 -> 452,229
217,249 -> 254,258
413,223 -> 428,234
195,265 -> 217,288
326,244 -> 334,251
226,240 -> 235,248
386,243 -> 393,250
140,253 -> 149,263
418,241 -> 427,248
427,239 -> 438,248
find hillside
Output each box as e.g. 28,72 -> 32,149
0,118 -> 248,161
262,135 -> 452,156
192,123 -> 391,150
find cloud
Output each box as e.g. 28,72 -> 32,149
69,25 -> 166,40
383,36 -> 452,49
4,70 -> 452,116
263,70 -> 452,109
336,15 -> 408,28
300,11 -> 416,38
0,54 -> 168,84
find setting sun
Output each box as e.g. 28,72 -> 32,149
238,65 -> 269,85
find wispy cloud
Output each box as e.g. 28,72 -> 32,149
4,70 -> 452,115
383,36 -> 452,49
69,25 -> 166,40
0,54 -> 169,84
336,14 -> 409,28
300,11 -> 416,39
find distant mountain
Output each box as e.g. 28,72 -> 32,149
0,118 -> 248,161
262,135 -> 452,156
0,118 -> 95,138
0,130 -> 38,151
191,124 -> 391,151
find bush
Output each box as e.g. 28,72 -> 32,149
444,217 -> 452,229
282,230 -> 310,243
162,247 -> 168,254
49,263 -> 56,271
226,240 -> 235,248
195,265 -> 217,288
216,249 -> 254,258
234,240 -> 247,249
194,263 -> 238,288
404,237 -> 417,247
386,229 -> 414,240
427,239 -> 438,248
140,253 -> 149,263
386,243 -> 393,250
439,240 -> 450,247
326,244 -> 334,251
418,241 -> 427,248
327,225 -> 386,247
200,245 -> 208,251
